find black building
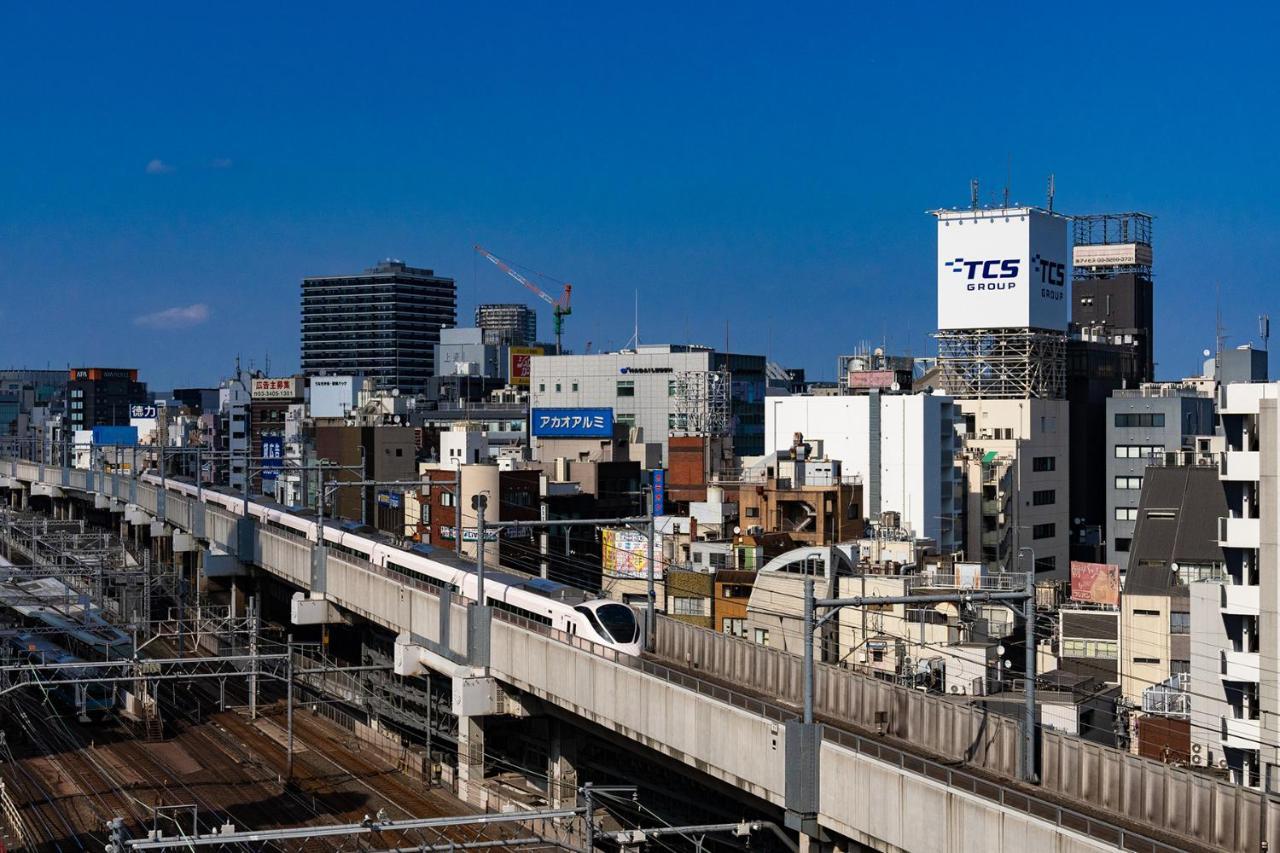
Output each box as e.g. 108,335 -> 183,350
1067,214 -> 1155,559
67,368 -> 148,431
301,260 -> 457,394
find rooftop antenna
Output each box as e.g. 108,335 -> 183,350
1046,173 -> 1056,213
1002,154 -> 1011,209
1261,314 -> 1271,351
623,289 -> 639,351
970,179 -> 979,211
1215,284 -> 1227,371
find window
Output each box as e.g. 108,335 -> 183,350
723,618 -> 745,638
1170,659 -> 1191,675
1115,476 -> 1144,490
1034,556 -> 1056,573
1133,608 -> 1161,616
1032,489 -> 1056,506
441,492 -> 455,507
754,628 -> 770,646
1115,537 -> 1131,552
1032,456 -> 1056,472
671,596 -> 703,616
1114,445 -> 1163,459
555,383 -> 561,392
572,382 -> 578,392
538,383 -> 545,392
1115,507 -> 1138,521
617,380 -> 635,397
616,413 -> 635,428
1115,413 -> 1166,428
709,552 -> 727,570
1040,416 -> 1057,433
722,585 -> 751,598
1170,612 -> 1190,634
1062,639 -> 1118,659
745,506 -> 759,518
871,648 -> 885,663
1133,657 -> 1161,665
1032,523 -> 1055,539
668,379 -> 677,397
395,448 -> 403,457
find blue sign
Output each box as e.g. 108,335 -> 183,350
92,426 -> 137,447
261,435 -> 283,486
651,469 -> 665,515
531,407 -> 614,438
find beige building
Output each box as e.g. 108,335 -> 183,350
955,398 -> 1070,578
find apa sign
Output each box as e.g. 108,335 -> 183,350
935,207 -> 1069,332
531,407 -> 613,438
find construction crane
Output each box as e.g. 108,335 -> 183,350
473,244 -> 573,355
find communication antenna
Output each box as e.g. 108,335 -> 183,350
1002,154 -> 1011,209
970,179 -> 979,211
1046,173 -> 1056,212
1261,315 -> 1271,351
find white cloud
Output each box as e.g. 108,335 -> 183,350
133,303 -> 210,329
145,158 -> 175,175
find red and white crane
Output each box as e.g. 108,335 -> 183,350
473,244 -> 573,355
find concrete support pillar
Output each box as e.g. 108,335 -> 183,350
457,715 -> 487,808
547,718 -> 580,808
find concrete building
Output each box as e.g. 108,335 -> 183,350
313,424 -> 418,529
529,344 -> 766,464
1187,381 -> 1280,787
955,398 -> 1071,576
475,303 -> 537,346
1105,384 -> 1216,566
67,368 -> 147,432
434,327 -> 508,382
301,259 -> 457,394
736,440 -> 863,547
765,393 -> 959,553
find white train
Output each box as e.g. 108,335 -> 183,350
140,473 -> 642,656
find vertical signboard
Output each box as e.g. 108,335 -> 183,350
651,469 -> 666,516
261,435 -> 283,489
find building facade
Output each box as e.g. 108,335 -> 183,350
529,345 -> 766,464
1104,385 -> 1216,566
301,259 -> 457,394
67,368 -> 147,431
765,392 -> 959,553
475,303 -> 537,346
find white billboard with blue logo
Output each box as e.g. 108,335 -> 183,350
935,207 -> 1069,332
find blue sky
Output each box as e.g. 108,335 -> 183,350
1,3 -> 1277,388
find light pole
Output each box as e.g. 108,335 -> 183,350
1017,546 -> 1038,784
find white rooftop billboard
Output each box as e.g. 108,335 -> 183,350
934,207 -> 1069,332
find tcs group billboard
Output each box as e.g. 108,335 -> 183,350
935,207 -> 1069,332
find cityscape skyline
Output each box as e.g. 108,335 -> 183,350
3,4 -> 1279,387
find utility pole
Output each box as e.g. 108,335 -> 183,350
473,494 -> 487,606
286,633 -> 295,779
645,485 -> 655,652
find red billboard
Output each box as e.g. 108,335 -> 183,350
509,346 -> 543,387
1070,561 -> 1120,606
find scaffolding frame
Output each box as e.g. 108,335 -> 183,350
935,329 -> 1066,399
671,370 -> 730,436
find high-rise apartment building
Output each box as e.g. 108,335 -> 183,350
475,303 -> 536,346
301,260 -> 456,394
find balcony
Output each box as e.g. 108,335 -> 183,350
1221,650 -> 1261,683
1218,516 -> 1260,550
1220,451 -> 1260,482
1221,715 -> 1262,750
981,529 -> 1006,547
1221,583 -> 1260,616
981,498 -> 1005,516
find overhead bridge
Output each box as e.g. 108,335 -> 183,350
1,458 -> 1269,853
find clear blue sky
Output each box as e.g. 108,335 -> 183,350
2,3 -> 1276,388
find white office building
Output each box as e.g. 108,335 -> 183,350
765,393 -> 959,553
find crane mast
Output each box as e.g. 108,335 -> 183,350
474,244 -> 573,355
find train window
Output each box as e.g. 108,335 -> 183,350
594,603 -> 638,643
575,606 -> 606,639
492,599 -> 552,627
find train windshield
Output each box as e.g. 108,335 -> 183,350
595,603 -> 638,643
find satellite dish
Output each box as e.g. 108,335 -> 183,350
733,526 -> 742,535
1203,349 -> 1212,358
